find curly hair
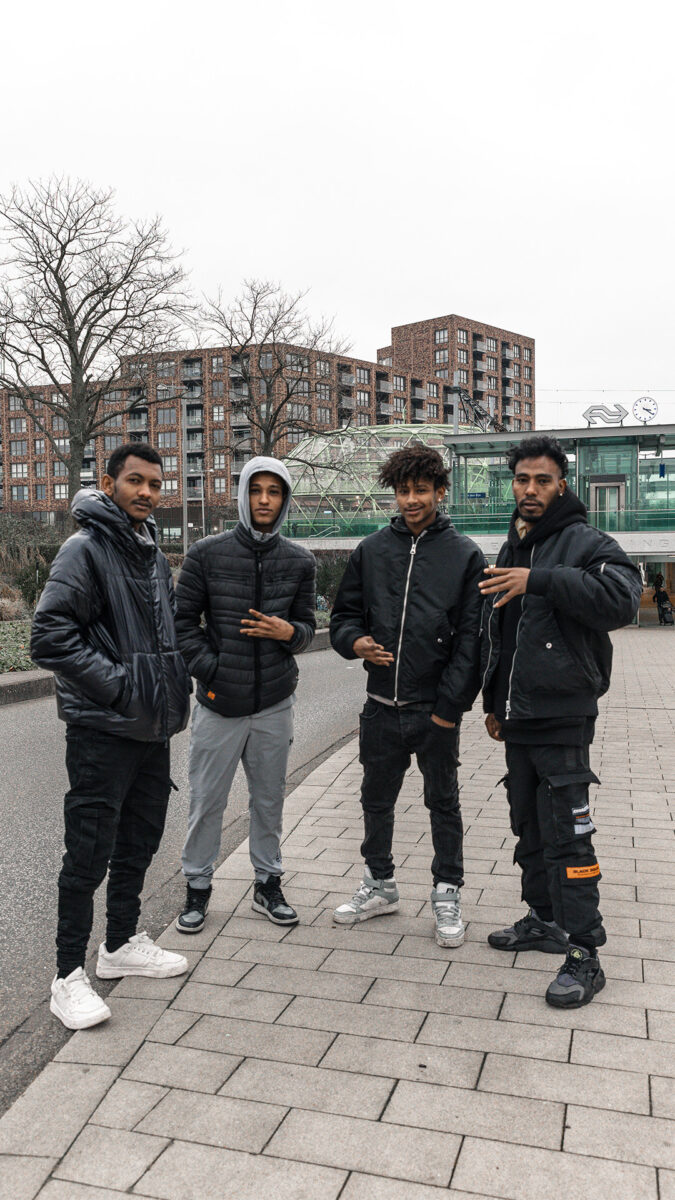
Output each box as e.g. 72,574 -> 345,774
378,443 -> 449,491
507,435 -> 568,478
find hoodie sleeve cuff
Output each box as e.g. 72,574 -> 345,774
527,568 -> 553,596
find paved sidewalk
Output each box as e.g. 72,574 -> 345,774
1,625 -> 674,1200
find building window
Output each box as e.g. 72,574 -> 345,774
524,385 -> 532,398
435,369 -> 448,379
513,382 -> 521,396
287,429 -> 304,444
487,395 -> 497,412
35,460 -> 46,477
156,361 -> 174,378
157,432 -> 177,450
357,413 -> 370,426
457,329 -> 468,344
54,483 -> 68,499
162,455 -> 177,472
393,375 -> 406,391
315,359 -> 331,377
53,460 -> 68,477
11,462 -> 28,478
317,407 -> 331,424
524,402 -> 532,415
513,401 -> 521,414
512,344 -> 520,358
103,412 -> 123,427
213,428 -> 226,445
486,356 -> 497,371
162,479 -> 178,494
458,369 -> 468,385
513,419 -> 521,430
11,485 -> 29,501
434,329 -> 449,345
317,383 -> 331,402
213,405 -> 225,422
211,355 -> 224,373
487,376 -> 497,389
524,366 -> 532,380
356,367 -> 370,384
513,364 -> 521,378
379,356 -> 393,366
434,348 -> 449,365
486,337 -> 497,352
54,437 -> 70,453
288,402 -> 310,421
214,476 -> 227,494
104,435 -> 122,452
285,352 -> 308,373
428,403 -> 439,419
458,348 -> 469,365
212,380 -> 224,398
357,390 -> 370,406
8,395 -> 22,411
524,420 -> 532,430
9,418 -> 27,434
35,483 -> 46,500
258,352 -> 273,371
426,382 -> 438,398
10,439 -> 27,455
393,397 -> 406,412
34,438 -> 45,455
524,347 -> 532,362
157,408 -> 176,425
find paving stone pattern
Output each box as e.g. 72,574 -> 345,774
0,627 -> 673,1199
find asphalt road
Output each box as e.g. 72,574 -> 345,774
0,647 -> 366,1113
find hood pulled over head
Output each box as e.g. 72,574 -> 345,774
237,456 -> 293,540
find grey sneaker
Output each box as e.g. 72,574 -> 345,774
176,883 -> 212,934
431,883 -> 465,947
333,866 -> 399,924
488,909 -> 568,954
546,946 -> 606,1008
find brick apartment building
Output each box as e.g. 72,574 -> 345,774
0,314 -> 534,523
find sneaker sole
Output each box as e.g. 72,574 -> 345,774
435,929 -> 465,948
175,916 -> 206,933
50,995 -> 111,1030
333,901 -> 400,924
488,935 -> 568,954
545,970 -> 606,1009
251,900 -> 299,925
95,960 -> 188,979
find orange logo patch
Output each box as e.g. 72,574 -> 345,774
566,863 -> 600,879
207,691 -> 216,700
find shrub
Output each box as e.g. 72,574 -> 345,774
0,621 -> 34,672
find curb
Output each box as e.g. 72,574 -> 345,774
0,628 -> 332,708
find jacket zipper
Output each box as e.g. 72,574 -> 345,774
505,544 -> 535,720
393,530 -> 427,704
147,554 -> 168,741
253,552 -> 262,713
481,596 -> 497,693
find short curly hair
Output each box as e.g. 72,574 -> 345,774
507,435 -> 568,478
378,443 -> 449,491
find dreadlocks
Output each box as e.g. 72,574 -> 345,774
378,443 -> 450,491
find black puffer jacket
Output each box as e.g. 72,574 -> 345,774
481,492 -> 643,721
31,490 -> 191,742
175,525 -> 316,717
330,514 -> 486,723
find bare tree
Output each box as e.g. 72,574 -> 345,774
201,280 -> 350,460
0,177 -> 190,501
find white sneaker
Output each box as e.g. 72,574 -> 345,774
333,866 -> 400,924
50,967 -> 111,1030
96,931 -> 188,979
431,883 -> 465,947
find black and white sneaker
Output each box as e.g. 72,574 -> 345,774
546,946 -> 606,1008
176,883 -> 212,934
252,877 -> 298,925
488,909 -> 568,954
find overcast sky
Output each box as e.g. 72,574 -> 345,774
3,0 -> 673,428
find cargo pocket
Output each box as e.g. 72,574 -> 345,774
544,771 -> 600,845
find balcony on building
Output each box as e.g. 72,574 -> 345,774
187,453 -> 204,472
411,385 -> 426,401
127,409 -> 148,432
231,416 -> 251,434
473,379 -> 488,392
338,395 -> 355,411
230,386 -> 250,404
503,386 -> 515,398
186,479 -> 204,499
338,371 -> 356,386
229,355 -> 249,379
473,340 -> 487,354
502,347 -> 515,360
231,455 -> 248,474
186,406 -> 204,427
502,367 -> 515,380
187,433 -> 204,452
375,376 -> 393,393
182,359 -> 203,379
376,401 -> 393,416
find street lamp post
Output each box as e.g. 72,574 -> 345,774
181,390 -> 188,556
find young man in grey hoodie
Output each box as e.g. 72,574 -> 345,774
174,457 -> 316,928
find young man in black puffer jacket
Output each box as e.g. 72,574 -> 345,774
175,456 -> 315,931
31,444 -> 192,1031
330,444 -> 485,948
480,435 -> 642,1008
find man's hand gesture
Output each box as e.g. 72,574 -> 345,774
240,610 -> 294,642
352,636 -> 394,666
479,566 -> 530,608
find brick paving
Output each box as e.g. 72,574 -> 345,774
0,625 -> 673,1200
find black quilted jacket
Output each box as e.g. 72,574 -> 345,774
175,524 -> 316,717
31,490 -> 191,742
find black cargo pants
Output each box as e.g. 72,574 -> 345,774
56,725 -> 172,977
503,740 -> 606,949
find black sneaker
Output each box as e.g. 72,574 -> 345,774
488,909 -> 569,954
252,877 -> 298,925
176,883 -> 212,934
546,946 -> 606,1008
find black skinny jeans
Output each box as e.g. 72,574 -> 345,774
57,725 -> 171,977
358,699 -> 464,886
504,740 -> 606,949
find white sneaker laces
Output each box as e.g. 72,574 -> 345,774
62,971 -> 99,1009
132,931 -> 163,960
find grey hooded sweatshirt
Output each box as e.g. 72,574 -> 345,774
175,457 -> 316,717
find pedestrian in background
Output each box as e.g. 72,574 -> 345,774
174,457 -> 315,932
330,443 -> 485,946
32,444 -> 192,1031
480,435 -> 642,1008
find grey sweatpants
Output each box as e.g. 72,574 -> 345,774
181,697 -> 294,887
